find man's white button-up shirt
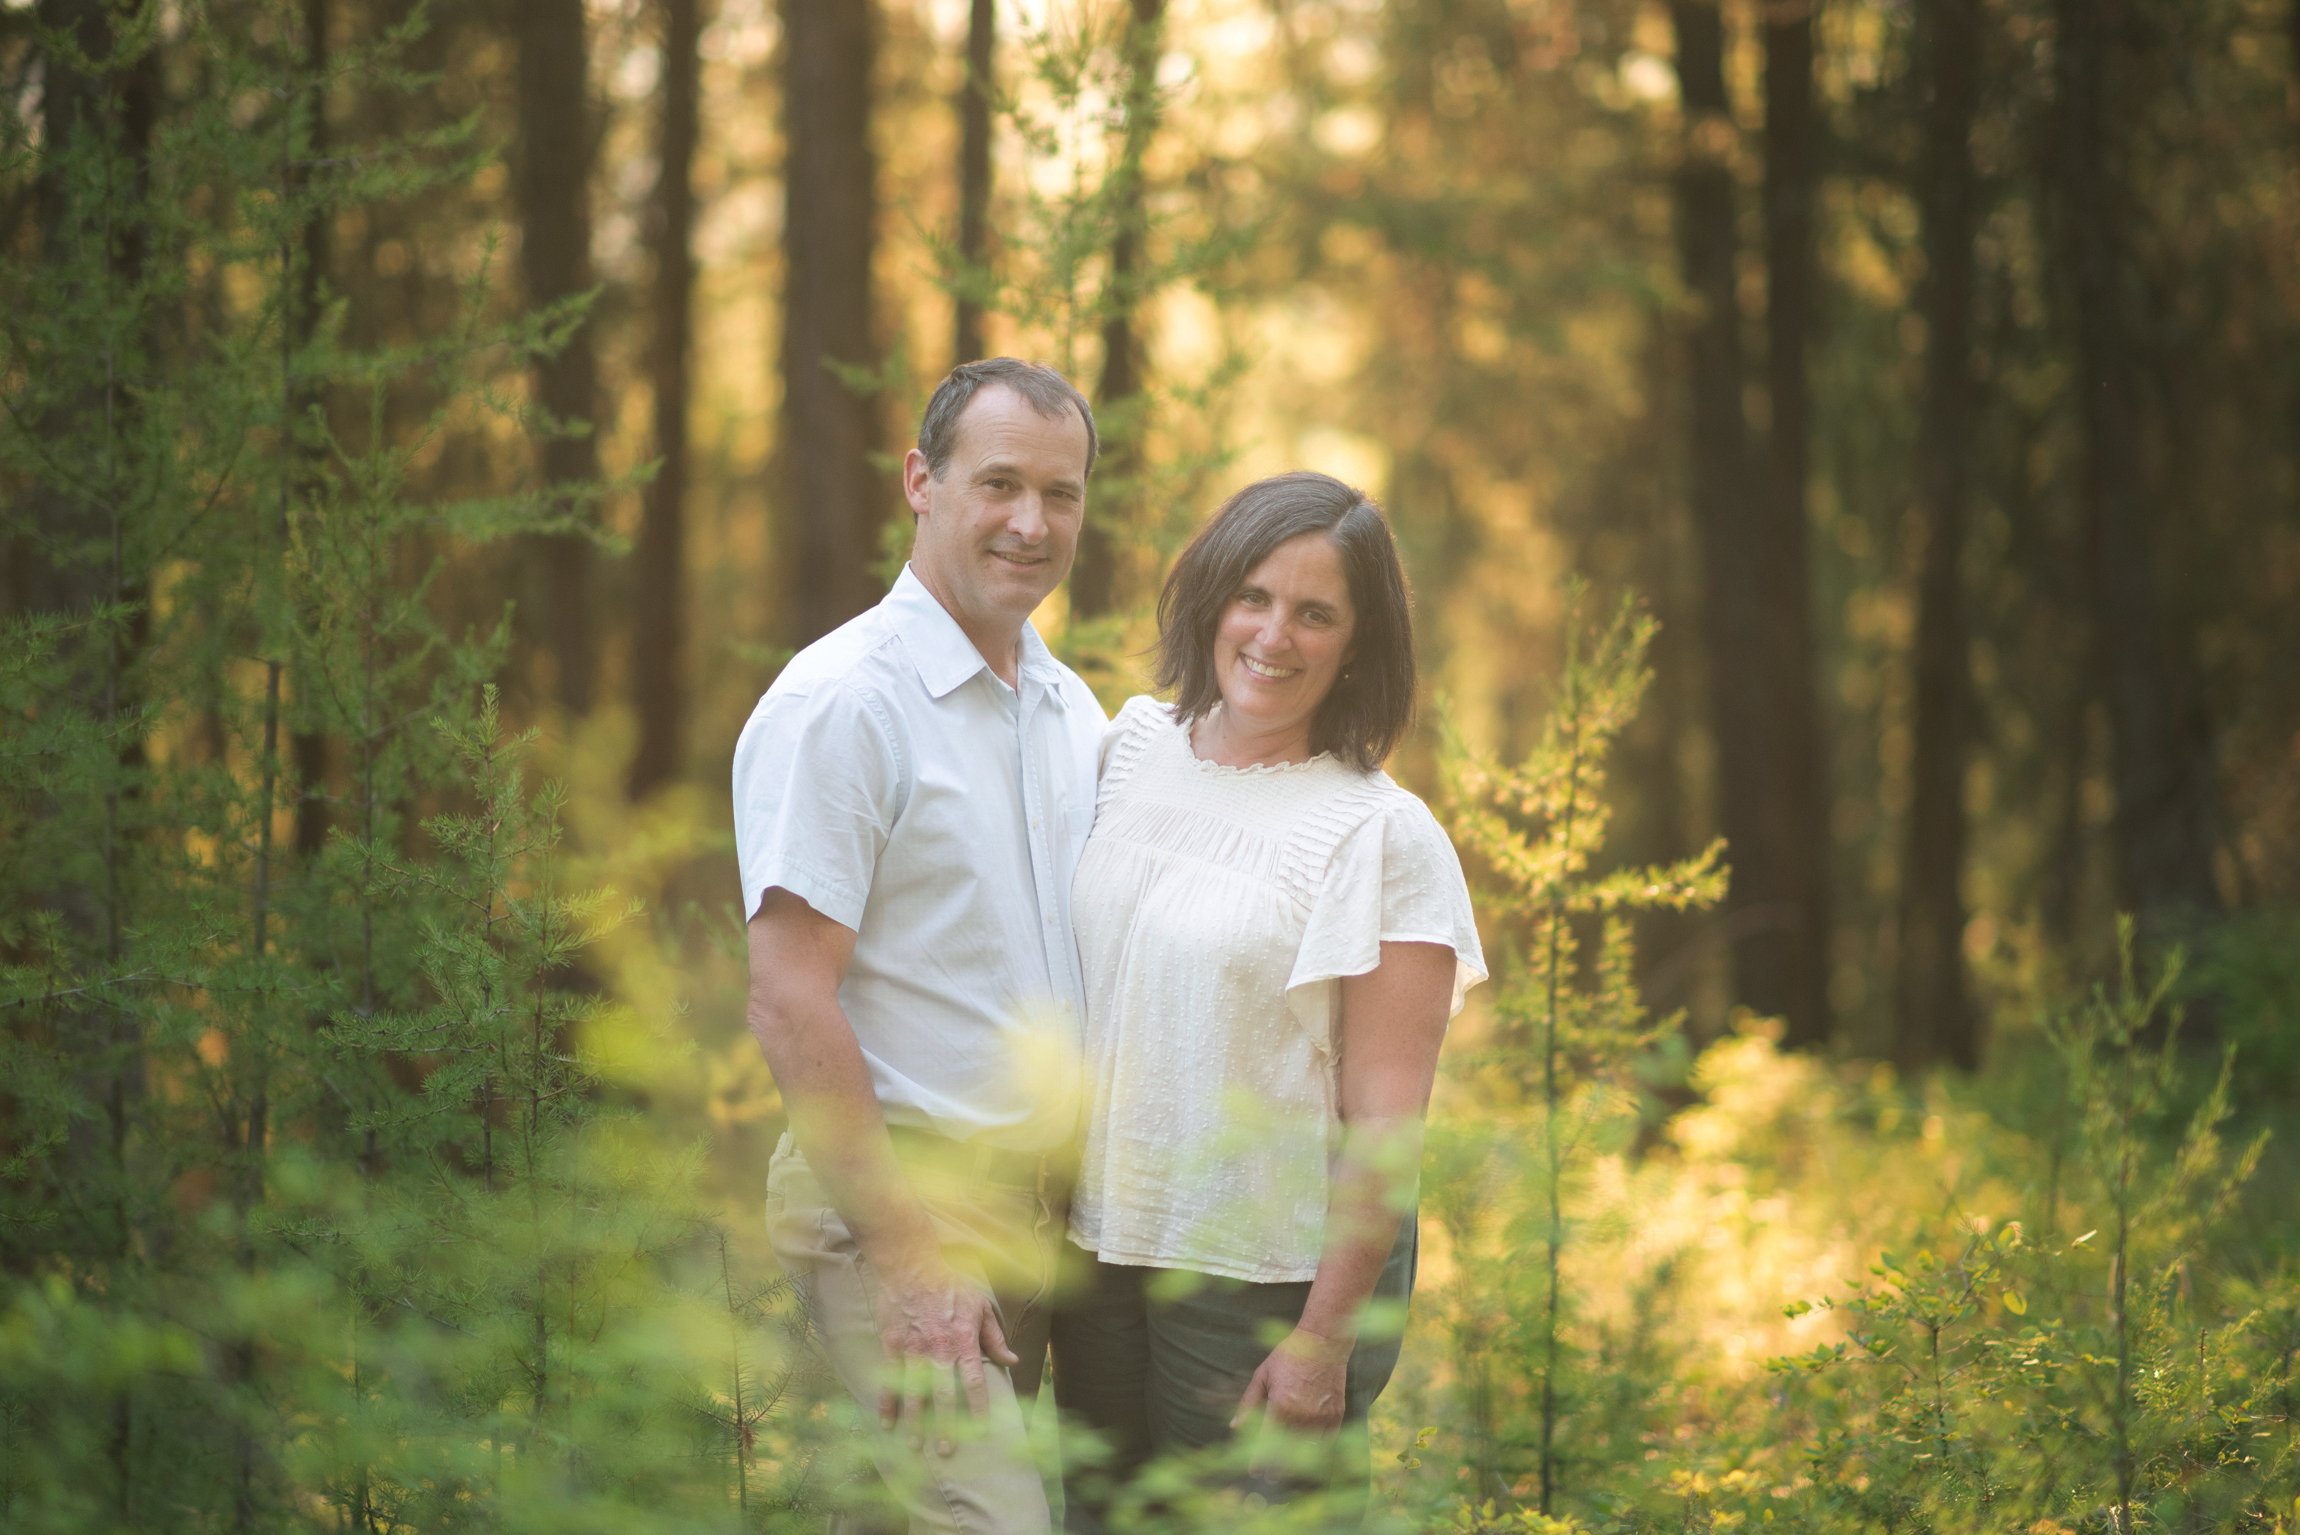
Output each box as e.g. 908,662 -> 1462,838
732,564 -> 1107,1151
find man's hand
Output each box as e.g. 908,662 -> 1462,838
751,892 -> 1014,1457
874,1256 -> 1021,1457
1232,1323 -> 1352,1467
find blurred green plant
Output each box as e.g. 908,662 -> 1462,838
2185,908 -> 2300,1111
1338,592 -> 2300,1534
1384,908 -> 2297,1534
1747,925 -> 2286,1533
0,5 -> 825,1529
1430,583 -> 1725,1514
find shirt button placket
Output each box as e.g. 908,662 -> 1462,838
1020,695 -> 1052,978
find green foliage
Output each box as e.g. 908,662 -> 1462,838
929,1 -> 1254,686
0,6 -> 828,1531
2186,909 -> 2300,1110
1734,931 -> 2287,1533
1427,584 -> 1725,1513
1382,929 -> 2297,1533
1441,587 -> 1726,1077
1361,601 -> 2300,1535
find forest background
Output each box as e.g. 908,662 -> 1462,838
4,0 -> 2298,1530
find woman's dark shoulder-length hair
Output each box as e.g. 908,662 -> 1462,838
1154,470 -> 1416,773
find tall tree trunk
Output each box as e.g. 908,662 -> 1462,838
628,0 -> 703,799
1757,0 -> 1832,1050
1073,0 -> 1165,622
292,0 -> 332,858
952,0 -> 993,367
2051,0 -> 2222,944
2289,0 -> 2299,537
780,0 -> 882,647
1671,0 -> 1831,1047
511,0 -> 600,713
1896,0 -> 1981,1072
1762,1 -> 1815,585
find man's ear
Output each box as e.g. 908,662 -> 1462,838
901,448 -> 936,519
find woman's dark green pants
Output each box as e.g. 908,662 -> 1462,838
1047,1212 -> 1418,1533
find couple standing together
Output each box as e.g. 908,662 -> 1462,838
734,358 -> 1485,1532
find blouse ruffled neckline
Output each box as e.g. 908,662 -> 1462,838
1174,707 -> 1341,778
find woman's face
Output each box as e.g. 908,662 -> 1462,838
1210,531 -> 1357,750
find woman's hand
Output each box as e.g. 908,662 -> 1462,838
1233,1324 -> 1354,1437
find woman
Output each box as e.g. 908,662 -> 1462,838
1053,471 -> 1485,1526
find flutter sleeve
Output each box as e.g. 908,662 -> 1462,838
1285,792 -> 1489,1030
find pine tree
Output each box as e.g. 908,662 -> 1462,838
2,7 -> 819,1529
1433,584 -> 1725,1514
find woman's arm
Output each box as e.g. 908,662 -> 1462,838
1233,939 -> 1456,1435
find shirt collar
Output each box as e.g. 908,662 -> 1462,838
889,564 -> 1070,707
1016,620 -> 1071,702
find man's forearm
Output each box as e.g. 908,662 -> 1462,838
753,993 -> 943,1278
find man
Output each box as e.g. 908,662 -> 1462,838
734,358 -> 1104,1533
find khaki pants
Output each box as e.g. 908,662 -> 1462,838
766,1132 -> 1058,1535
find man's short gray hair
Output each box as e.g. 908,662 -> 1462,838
916,358 -> 1099,480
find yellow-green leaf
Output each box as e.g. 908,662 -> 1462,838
2003,1290 -> 2027,1316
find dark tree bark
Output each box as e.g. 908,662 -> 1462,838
1072,0 -> 1165,622
511,0 -> 601,713
627,0 -> 704,799
2290,0 -> 2300,536
1756,0 -> 1833,1050
292,0 -> 332,859
2051,0 -> 2222,941
1762,1 -> 1815,582
2291,0 -> 2300,171
1671,0 -> 1832,1047
952,0 -> 993,367
780,0 -> 883,647
1896,0 -> 1981,1072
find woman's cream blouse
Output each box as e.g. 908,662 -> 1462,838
1066,695 -> 1487,1283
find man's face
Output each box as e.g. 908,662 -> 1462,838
903,385 -> 1090,640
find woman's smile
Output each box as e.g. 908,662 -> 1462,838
1206,531 -> 1358,762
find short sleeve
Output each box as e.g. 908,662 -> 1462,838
1285,795 -> 1488,1024
731,681 -> 904,929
